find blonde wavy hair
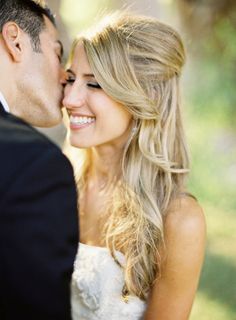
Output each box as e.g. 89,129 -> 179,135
68,12 -> 189,300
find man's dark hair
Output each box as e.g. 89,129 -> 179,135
0,0 -> 55,52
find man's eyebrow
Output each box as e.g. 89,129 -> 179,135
56,40 -> 64,57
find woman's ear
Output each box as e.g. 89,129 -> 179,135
1,22 -> 24,62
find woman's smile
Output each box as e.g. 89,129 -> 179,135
69,114 -> 96,130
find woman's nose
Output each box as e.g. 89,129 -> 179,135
62,85 -> 86,109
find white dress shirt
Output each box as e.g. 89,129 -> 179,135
0,91 -> 10,112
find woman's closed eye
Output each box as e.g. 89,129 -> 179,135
87,82 -> 102,89
64,76 -> 102,89
65,77 -> 75,84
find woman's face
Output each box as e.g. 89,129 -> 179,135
63,43 -> 132,149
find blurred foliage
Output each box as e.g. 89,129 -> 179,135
60,0 -> 112,39
178,0 -> 236,127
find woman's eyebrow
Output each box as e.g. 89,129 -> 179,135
66,69 -> 76,75
65,70 -> 95,78
83,73 -> 95,77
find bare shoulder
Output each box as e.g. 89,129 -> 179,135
161,194 -> 206,284
164,195 -> 206,243
143,196 -> 206,319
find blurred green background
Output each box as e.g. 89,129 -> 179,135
46,0 -> 236,318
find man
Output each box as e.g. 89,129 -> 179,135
0,1 -> 79,319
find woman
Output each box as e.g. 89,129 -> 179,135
63,12 -> 206,320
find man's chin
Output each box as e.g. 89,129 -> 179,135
35,111 -> 63,128
41,117 -> 63,128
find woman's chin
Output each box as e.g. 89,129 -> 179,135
70,137 -> 91,149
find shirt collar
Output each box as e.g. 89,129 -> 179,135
0,91 -> 10,112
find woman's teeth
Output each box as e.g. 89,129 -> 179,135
70,115 -> 95,125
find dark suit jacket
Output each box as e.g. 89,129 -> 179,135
0,102 -> 79,319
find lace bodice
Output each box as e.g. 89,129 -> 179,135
71,243 -> 146,320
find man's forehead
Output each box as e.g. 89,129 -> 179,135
42,15 -> 58,40
41,16 -> 63,56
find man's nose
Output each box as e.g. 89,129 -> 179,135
60,68 -> 67,86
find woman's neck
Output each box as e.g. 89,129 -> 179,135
88,145 -> 123,190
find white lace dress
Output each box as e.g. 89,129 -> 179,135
71,243 -> 146,320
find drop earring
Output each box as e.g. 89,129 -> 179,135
123,117 -> 139,156
131,118 -> 138,136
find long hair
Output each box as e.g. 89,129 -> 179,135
69,12 -> 189,300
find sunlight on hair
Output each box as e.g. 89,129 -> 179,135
81,12 -> 119,40
33,0 -> 46,7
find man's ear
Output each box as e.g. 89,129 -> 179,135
1,22 -> 25,62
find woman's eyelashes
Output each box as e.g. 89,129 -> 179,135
65,77 -> 75,84
87,82 -> 102,89
65,77 -> 102,89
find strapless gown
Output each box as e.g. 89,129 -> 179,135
71,243 -> 146,320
